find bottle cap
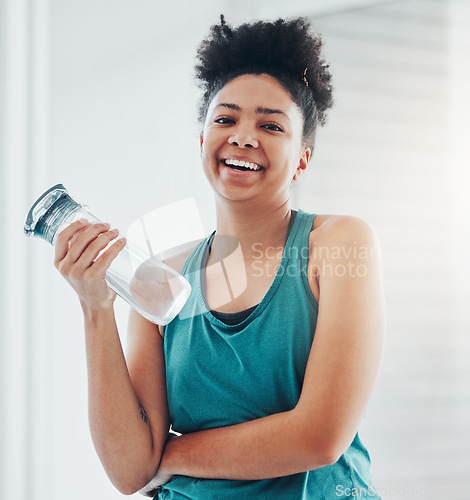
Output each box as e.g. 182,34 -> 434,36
24,183 -> 80,243
24,183 -> 68,237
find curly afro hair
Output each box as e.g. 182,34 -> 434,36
195,15 -> 334,149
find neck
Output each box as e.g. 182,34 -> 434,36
211,198 -> 293,262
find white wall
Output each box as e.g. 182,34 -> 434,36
0,0 -> 52,498
1,1 -> 469,499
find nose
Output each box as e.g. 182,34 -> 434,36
228,125 -> 259,148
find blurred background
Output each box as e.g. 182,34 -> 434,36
1,0 -> 469,498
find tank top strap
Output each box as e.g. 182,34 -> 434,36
180,237 -> 208,275
287,209 -> 317,291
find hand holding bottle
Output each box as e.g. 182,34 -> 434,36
53,219 -> 127,311
24,184 -> 191,324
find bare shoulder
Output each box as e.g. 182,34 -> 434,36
307,214 -> 383,303
311,214 -> 380,248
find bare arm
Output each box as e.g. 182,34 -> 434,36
154,216 -> 385,481
55,220 -> 169,494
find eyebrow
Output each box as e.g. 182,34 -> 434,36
214,103 -> 291,122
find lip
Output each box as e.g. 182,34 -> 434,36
221,163 -> 262,177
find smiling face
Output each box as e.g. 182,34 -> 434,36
200,74 -> 311,208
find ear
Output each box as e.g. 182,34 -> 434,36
199,135 -> 204,157
293,147 -> 311,181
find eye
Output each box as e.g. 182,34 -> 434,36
262,123 -> 284,132
214,116 -> 235,125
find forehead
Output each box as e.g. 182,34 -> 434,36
207,74 -> 302,122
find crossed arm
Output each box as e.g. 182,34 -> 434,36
133,216 -> 386,490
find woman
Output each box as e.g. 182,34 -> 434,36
55,16 -> 386,499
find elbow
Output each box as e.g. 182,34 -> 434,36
104,459 -> 160,496
290,411 -> 349,469
110,476 -> 142,496
111,472 -> 154,496
115,484 -> 138,497
304,442 -> 342,469
95,435 -> 166,495
320,445 -> 343,467
298,433 -> 346,469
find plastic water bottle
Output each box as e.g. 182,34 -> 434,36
24,184 -> 191,325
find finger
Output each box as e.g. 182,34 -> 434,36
54,219 -> 89,268
139,473 -> 162,497
139,485 -> 158,497
89,236 -> 127,274
63,222 -> 112,266
75,228 -> 122,269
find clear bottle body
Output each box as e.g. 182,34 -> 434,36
24,185 -> 191,326
55,205 -> 191,326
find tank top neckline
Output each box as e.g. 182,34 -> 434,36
196,209 -> 305,331
203,210 -> 298,325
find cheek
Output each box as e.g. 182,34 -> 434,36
201,131 -> 224,161
201,139 -> 215,165
275,142 -> 297,166
200,137 -> 219,180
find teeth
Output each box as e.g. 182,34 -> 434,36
224,159 -> 261,171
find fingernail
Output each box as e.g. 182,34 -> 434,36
78,218 -> 88,224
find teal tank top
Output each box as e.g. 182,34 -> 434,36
161,209 -> 381,499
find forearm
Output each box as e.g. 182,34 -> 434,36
160,409 -> 332,481
83,304 -> 166,492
